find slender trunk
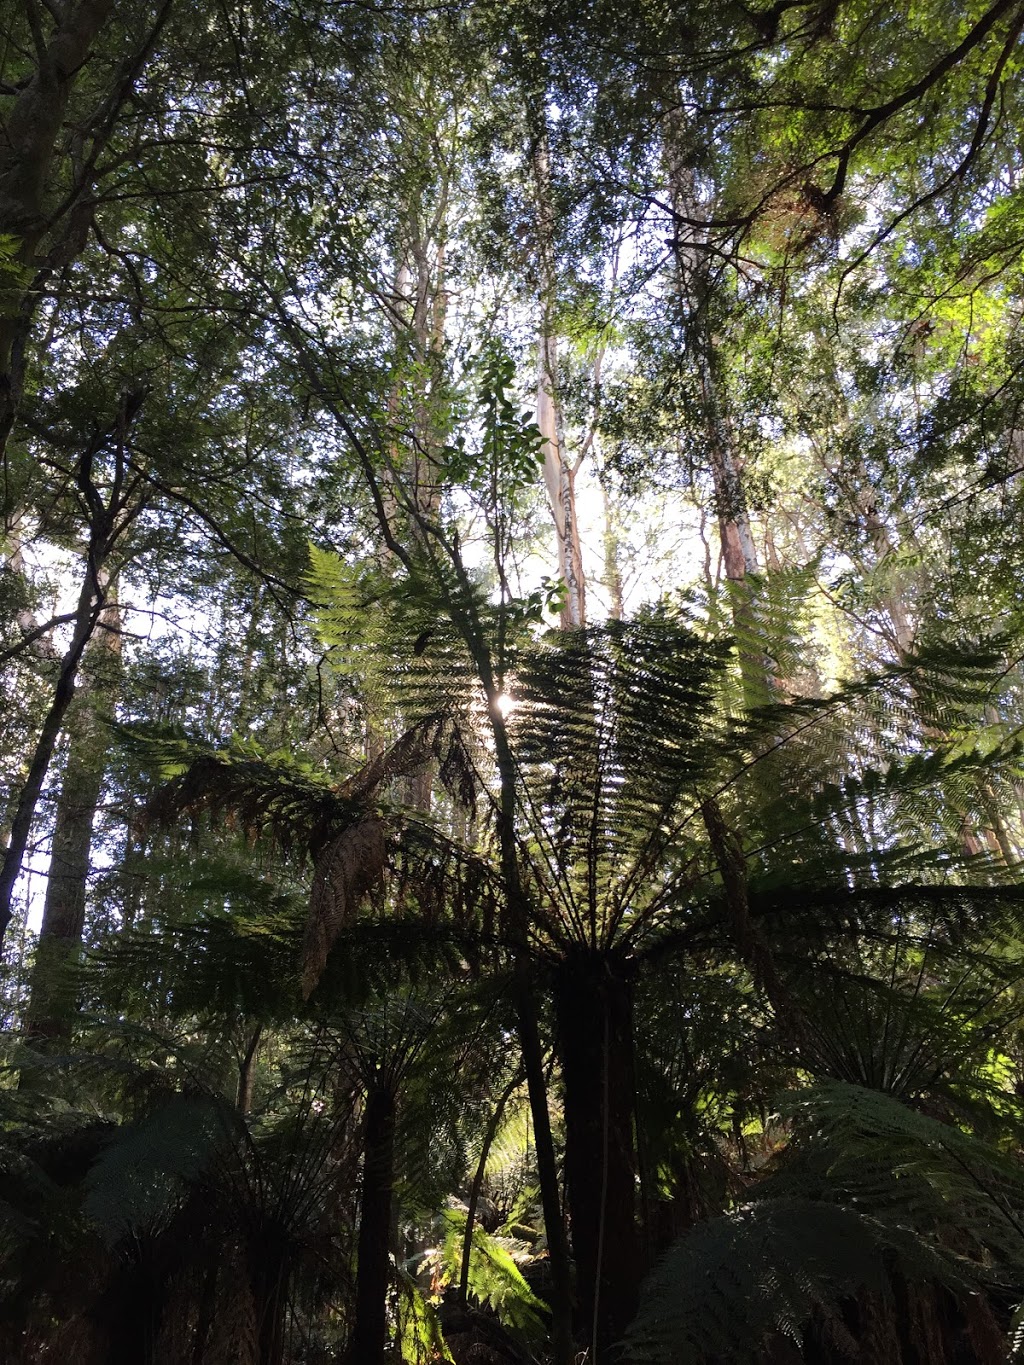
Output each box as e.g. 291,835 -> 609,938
250,1243 -> 288,1365
663,118 -> 773,710
600,473 -> 624,621
0,0 -> 115,452
459,1069 -> 524,1305
22,588 -> 121,1050
701,354 -> 759,585
0,557 -> 111,948
237,1024 -> 263,1115
532,128 -> 585,629
391,208 -> 448,809
663,123 -> 758,592
348,1084 -> 397,1365
856,486 -> 915,658
554,950 -> 639,1362
701,797 -> 808,1051
537,329 -> 586,627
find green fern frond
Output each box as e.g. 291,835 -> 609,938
83,1093 -> 231,1243
628,1196 -> 965,1364
429,1208 -> 549,1343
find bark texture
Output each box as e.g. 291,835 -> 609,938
348,1084 -> 397,1365
23,588 -> 121,1047
554,950 -> 640,1362
533,129 -> 585,628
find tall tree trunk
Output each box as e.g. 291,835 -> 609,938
0,0 -> 115,381
22,585 -> 121,1052
0,0 -> 172,467
663,126 -> 759,591
237,1023 -> 263,1115
532,127 -> 585,628
0,555 -> 112,948
553,949 -> 639,1362
348,1083 -> 397,1365
600,475 -> 625,621
663,118 -> 772,710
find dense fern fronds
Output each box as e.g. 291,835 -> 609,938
425,1208 -> 550,1344
126,713 -> 485,996
771,1080 -> 1024,1269
138,712 -> 476,858
627,1197 -> 967,1364
489,611 -> 1024,975
83,1092 -> 233,1243
628,1081 -> 1024,1365
305,541 -> 531,727
719,635 -> 1024,862
503,609 -> 730,950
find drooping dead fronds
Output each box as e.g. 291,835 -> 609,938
304,817 -> 389,999
140,712 -> 480,998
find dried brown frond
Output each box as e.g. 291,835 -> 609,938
303,817 -> 389,998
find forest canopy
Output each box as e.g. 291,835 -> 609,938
3,0 -> 1024,1362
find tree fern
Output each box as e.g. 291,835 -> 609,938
629,1081 -> 1024,1364
82,1093 -> 232,1243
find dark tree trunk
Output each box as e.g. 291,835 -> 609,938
554,950 -> 639,1362
22,593 -> 121,1052
348,1084 -> 397,1365
252,1244 -> 288,1365
0,0 -> 115,450
0,563 -> 110,947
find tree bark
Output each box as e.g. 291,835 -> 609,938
0,559 -> 112,948
663,125 -> 759,591
348,1083 -> 397,1365
532,127 -> 585,629
553,949 -> 640,1362
488,706 -> 575,1365
0,0 -> 116,447
22,586 -> 121,1050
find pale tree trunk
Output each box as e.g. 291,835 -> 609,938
854,483 -> 916,659
342,195 -> 452,1365
22,583 -> 122,1051
600,476 -> 624,621
702,358 -> 759,585
0,0 -> 115,391
532,128 -> 586,629
388,201 -> 450,810
663,120 -> 778,718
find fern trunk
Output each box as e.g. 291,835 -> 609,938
349,1083 -> 397,1364
251,1245 -> 288,1365
554,950 -> 640,1361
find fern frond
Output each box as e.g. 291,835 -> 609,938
83,1093 -> 232,1243
628,1196 -> 965,1364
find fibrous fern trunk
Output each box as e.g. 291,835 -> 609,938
554,950 -> 640,1361
348,1083 -> 397,1364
